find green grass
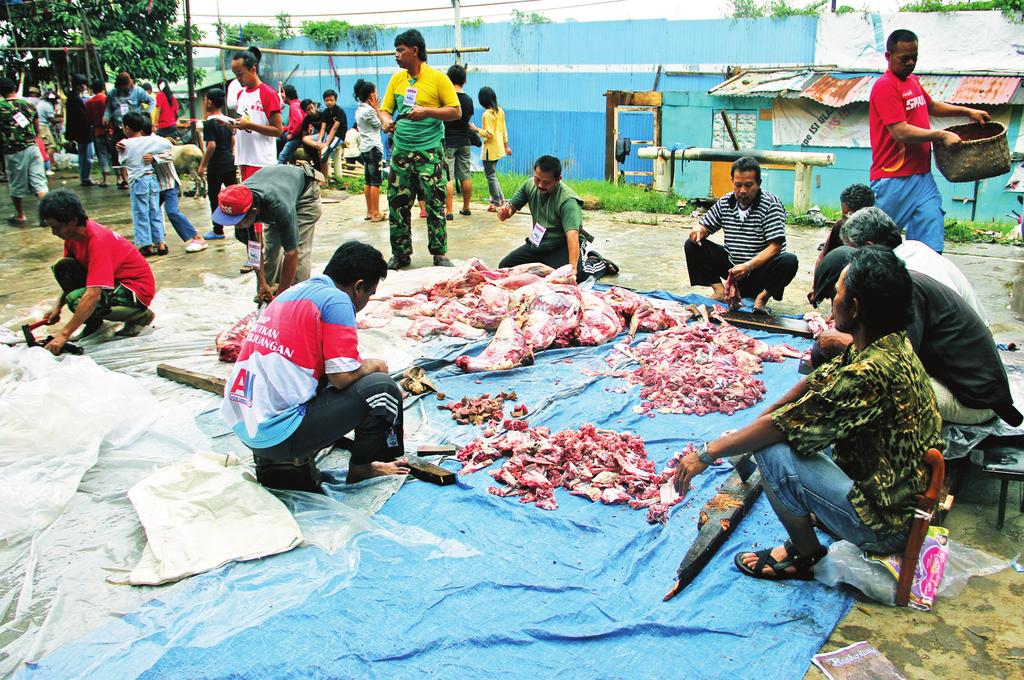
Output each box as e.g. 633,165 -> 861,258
944,218 -> 1018,244
465,172 -> 687,214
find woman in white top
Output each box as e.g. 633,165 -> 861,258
354,79 -> 387,222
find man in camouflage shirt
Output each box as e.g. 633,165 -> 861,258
673,246 -> 942,581
0,77 -> 49,225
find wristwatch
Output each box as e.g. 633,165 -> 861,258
696,442 -> 715,466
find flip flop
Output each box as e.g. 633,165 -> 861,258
6,217 -> 27,226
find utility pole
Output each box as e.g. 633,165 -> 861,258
80,10 -> 92,81
184,0 -> 198,143
452,0 -> 462,65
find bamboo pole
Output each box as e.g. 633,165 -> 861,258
168,40 -> 489,57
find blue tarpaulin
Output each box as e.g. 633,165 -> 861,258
23,293 -> 853,680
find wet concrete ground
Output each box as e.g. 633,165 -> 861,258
2,173 -> 1022,678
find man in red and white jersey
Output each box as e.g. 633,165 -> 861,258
221,241 -> 409,492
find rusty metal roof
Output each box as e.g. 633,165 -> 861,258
709,70 -> 1022,106
800,74 -> 874,106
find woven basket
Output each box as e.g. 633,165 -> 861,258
934,122 -> 1011,183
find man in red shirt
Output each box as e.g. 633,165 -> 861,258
83,80 -> 112,186
868,29 -> 990,253
39,190 -> 156,355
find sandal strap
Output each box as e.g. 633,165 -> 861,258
782,540 -> 828,570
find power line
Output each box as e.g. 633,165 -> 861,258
188,0 -> 546,20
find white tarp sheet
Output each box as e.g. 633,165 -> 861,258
815,11 -> 1024,74
123,452 -> 303,586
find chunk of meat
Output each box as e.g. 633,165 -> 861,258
405,317 -> 449,339
455,317 -> 535,372
215,311 -> 259,363
575,292 -> 623,346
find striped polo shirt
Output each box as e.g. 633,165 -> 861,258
699,190 -> 788,264
220,275 -> 361,449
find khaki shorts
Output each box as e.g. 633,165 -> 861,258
445,145 -> 471,182
38,125 -> 57,149
5,145 -> 49,198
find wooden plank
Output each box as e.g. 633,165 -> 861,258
663,470 -> 762,601
721,310 -> 813,339
156,363 -> 226,395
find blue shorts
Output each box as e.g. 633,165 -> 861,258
754,442 -> 907,554
871,173 -> 945,253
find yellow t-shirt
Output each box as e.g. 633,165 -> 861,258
382,62 -> 459,153
480,107 -> 508,161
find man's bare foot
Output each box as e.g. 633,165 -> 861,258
753,291 -> 771,311
346,458 -> 410,483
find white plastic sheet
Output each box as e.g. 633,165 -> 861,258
123,452 -> 303,586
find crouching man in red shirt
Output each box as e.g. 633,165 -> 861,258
39,189 -> 156,355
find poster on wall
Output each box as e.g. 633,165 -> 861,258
712,111 -> 757,150
774,99 -> 1012,150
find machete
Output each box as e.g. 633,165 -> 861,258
662,454 -> 762,602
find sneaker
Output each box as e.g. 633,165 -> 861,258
46,170 -> 55,177
203,231 -> 225,240
115,309 -> 155,338
432,254 -> 454,267
388,255 -> 411,270
185,236 -> 208,253
446,213 -> 454,221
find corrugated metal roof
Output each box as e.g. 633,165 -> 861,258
710,70 -> 1021,106
800,74 -> 874,107
917,75 -> 1021,105
708,70 -> 815,97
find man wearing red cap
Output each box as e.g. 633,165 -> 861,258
214,164 -> 322,302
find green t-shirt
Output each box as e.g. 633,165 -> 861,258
508,179 -> 583,250
381,62 -> 459,154
0,98 -> 38,154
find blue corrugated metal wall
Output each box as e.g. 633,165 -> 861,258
203,17 -> 818,180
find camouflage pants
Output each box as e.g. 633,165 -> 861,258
388,146 -> 448,258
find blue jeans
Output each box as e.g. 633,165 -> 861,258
278,138 -> 302,164
78,141 -> 93,183
130,175 -> 164,247
754,442 -> 907,554
871,173 -> 945,253
160,186 -> 197,241
482,159 -> 504,205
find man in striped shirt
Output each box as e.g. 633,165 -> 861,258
685,156 -> 798,312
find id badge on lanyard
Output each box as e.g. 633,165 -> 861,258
528,223 -> 547,247
403,86 -> 418,109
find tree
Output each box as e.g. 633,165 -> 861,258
0,0 -> 201,85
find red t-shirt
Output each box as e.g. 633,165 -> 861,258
869,70 -> 933,180
64,220 -> 157,307
84,93 -> 107,137
155,91 -> 179,129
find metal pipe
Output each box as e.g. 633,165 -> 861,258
637,146 -> 835,167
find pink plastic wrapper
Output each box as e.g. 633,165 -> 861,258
869,525 -> 950,610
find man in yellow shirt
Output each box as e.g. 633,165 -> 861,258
380,29 -> 461,269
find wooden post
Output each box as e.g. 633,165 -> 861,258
452,0 -> 463,65
184,0 -> 198,144
793,161 -> 812,214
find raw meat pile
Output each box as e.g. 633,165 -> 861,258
444,391 -> 527,425
803,311 -> 834,339
355,258 -> 693,373
215,310 -> 259,363
610,319 -> 801,416
456,422 -> 684,523
456,278 -> 692,373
